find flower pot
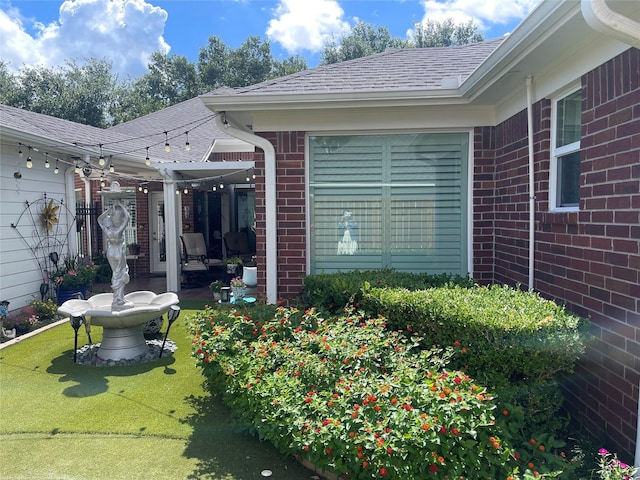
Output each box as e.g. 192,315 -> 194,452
231,287 -> 245,299
57,287 -> 88,305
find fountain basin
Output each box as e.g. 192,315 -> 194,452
58,291 -> 179,361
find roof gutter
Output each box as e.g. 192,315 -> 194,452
581,0 -> 640,48
214,113 -> 278,305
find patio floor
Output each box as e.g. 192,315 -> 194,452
93,274 -> 215,303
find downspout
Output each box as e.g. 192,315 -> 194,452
581,0 -> 640,49
159,169 -> 181,293
581,1 -> 640,468
64,158 -> 81,258
215,113 -> 278,304
81,175 -> 93,257
526,77 -> 535,291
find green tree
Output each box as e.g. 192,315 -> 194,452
321,21 -> 408,65
0,61 -> 20,105
198,35 -> 232,91
410,19 -> 484,47
3,59 -> 118,127
272,54 -> 308,78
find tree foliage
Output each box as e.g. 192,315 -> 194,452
321,19 -> 484,65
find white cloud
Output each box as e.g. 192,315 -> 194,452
266,0 -> 351,54
418,0 -> 541,33
0,0 -> 170,77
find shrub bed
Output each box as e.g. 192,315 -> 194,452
300,269 -> 474,313
360,284 -> 590,435
188,305 -> 519,479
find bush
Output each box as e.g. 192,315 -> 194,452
300,269 -> 474,312
360,284 -> 590,435
188,305 -> 519,479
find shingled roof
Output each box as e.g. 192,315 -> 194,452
213,38 -> 505,97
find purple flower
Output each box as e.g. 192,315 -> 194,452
598,448 -> 609,455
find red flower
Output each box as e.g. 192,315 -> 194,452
326,448 -> 332,455
429,464 -> 438,472
380,467 -> 387,476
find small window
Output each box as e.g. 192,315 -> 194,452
550,88 -> 581,210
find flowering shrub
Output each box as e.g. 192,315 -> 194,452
597,449 -> 637,480
47,256 -> 97,289
230,276 -> 245,288
188,305 -> 519,479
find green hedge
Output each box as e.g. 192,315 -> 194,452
300,269 -> 474,312
360,283 -> 590,433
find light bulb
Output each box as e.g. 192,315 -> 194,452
212,185 -> 217,192
145,157 -> 151,166
18,147 -> 23,158
219,182 -> 224,189
164,143 -> 170,153
175,189 -> 180,195
164,132 -> 170,152
138,185 -> 143,192
54,160 -> 59,174
185,142 -> 191,151
183,187 -> 188,194
246,175 -> 250,182
143,187 -> 148,194
45,155 -> 50,168
26,157 -> 33,168
75,164 -> 80,174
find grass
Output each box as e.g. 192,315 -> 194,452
0,300 -> 318,479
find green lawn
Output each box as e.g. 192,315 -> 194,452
0,302 -> 318,479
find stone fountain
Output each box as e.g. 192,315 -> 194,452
58,181 -> 179,363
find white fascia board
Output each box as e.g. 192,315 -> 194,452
159,160 -> 255,173
201,88 -> 465,113
250,104 -> 496,132
211,137 -> 255,153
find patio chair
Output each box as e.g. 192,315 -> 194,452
180,233 -> 222,287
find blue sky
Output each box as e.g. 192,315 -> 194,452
0,0 -> 541,78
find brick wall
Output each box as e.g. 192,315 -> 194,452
485,48 -> 640,458
258,131 -> 307,301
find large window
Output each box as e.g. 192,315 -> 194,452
551,88 -> 582,210
308,133 -> 469,275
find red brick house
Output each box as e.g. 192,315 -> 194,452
200,0 -> 640,460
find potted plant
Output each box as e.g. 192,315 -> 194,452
47,256 -> 97,304
209,280 -> 225,301
230,276 -> 246,300
224,257 -> 243,275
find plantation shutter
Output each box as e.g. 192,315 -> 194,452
309,133 -> 468,275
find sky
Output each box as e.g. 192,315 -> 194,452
0,0 -> 541,79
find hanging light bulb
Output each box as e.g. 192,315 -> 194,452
185,131 -> 191,151
109,162 -> 115,173
145,147 -> 151,166
164,132 -> 170,152
175,188 -> 180,195
18,144 -> 23,158
143,186 -> 148,194
44,153 -> 50,168
212,185 -> 217,192
26,147 -> 33,168
100,173 -> 106,188
183,186 -> 189,194
75,163 -> 80,174
98,144 -> 105,166
246,173 -> 251,182
138,184 -> 143,192
54,159 -> 59,174
219,181 -> 224,189
252,171 -> 256,179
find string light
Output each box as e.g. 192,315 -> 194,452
44,152 -> 50,169
219,181 -> 224,189
54,159 -> 59,174
143,186 -> 148,194
100,172 -> 106,188
138,184 -> 143,192
164,132 -> 170,153
183,186 -> 189,194
145,147 -> 151,166
18,144 -> 23,158
175,188 -> 180,195
98,144 -> 105,166
75,163 -> 80,174
26,146 -> 33,168
246,173 -> 251,182
212,185 -> 217,192
109,158 -> 115,173
185,131 -> 191,151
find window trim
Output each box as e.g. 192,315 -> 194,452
549,85 -> 581,212
304,129 -> 474,277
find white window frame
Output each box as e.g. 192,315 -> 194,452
549,85 -> 581,212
